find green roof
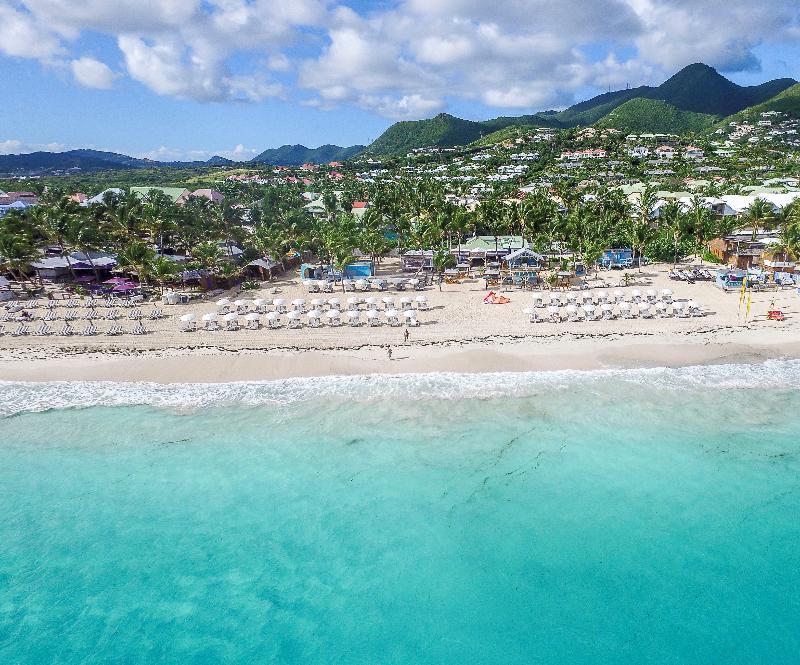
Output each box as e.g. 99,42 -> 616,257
462,235 -> 527,251
130,187 -> 190,203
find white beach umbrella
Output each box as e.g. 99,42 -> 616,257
234,299 -> 247,308
549,293 -> 560,302
308,309 -> 323,318
365,297 -> 379,307
265,311 -> 279,321
179,313 -> 196,322
201,312 -> 218,321
632,289 -> 642,299
601,303 -> 613,311
614,290 -> 624,301
415,295 -> 427,303
347,297 -> 359,305
291,298 -> 305,307
655,301 -> 667,311
366,309 -> 379,318
326,309 -> 341,319
687,300 -> 698,309
244,312 -> 260,321
382,297 -> 394,306
639,302 -> 651,312
385,309 -> 399,318
346,310 -> 360,319
253,298 -> 267,307
223,312 -> 238,322
547,305 -> 560,314
327,298 -> 341,308
619,302 -> 631,311
583,304 -> 595,314
355,279 -> 367,289
566,304 -> 577,313
287,310 -> 301,320
273,298 -> 286,306
661,289 -> 672,298
403,309 -> 416,318
216,298 -> 230,307
310,298 -> 325,308
646,289 -> 656,298
597,290 -> 607,302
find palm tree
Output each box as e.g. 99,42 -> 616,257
0,212 -> 39,284
150,256 -> 178,294
745,198 -> 776,242
117,240 -> 156,286
432,248 -> 455,291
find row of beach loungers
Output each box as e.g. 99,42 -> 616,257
302,278 -> 424,293
214,295 -> 428,315
0,321 -> 149,336
6,297 -> 144,311
181,307 -> 423,331
524,300 -> 704,323
531,288 -> 677,308
0,308 -> 164,322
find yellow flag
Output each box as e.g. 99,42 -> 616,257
746,293 -> 752,320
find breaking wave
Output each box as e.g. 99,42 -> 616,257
1,359 -> 800,417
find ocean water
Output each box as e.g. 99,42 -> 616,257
1,363 -> 800,664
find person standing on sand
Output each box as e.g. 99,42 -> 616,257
404,328 -> 409,343
387,346 -> 393,361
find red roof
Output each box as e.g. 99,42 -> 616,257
352,201 -> 369,208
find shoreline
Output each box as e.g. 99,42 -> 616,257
1,328 -> 798,383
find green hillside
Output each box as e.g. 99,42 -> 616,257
251,144 -> 365,166
363,64 -> 797,156
722,83 -> 800,124
596,98 -> 718,134
468,125 -> 545,148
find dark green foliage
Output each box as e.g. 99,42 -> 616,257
251,144 -> 365,166
597,98 -> 718,134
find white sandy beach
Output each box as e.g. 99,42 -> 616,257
1,262 -> 797,382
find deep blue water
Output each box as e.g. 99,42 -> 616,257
1,364 -> 799,663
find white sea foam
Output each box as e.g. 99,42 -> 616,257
1,359 -> 800,417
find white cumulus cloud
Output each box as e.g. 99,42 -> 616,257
70,56 -> 117,89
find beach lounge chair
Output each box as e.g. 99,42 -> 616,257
549,293 -> 561,308
265,312 -> 280,328
107,323 -> 124,336
132,322 -> 146,335
614,290 -> 625,303
59,323 -> 73,336
355,280 -> 368,292
291,299 -> 306,313
274,298 -> 287,314
366,310 -> 381,326
687,301 -> 702,317
253,298 -> 270,313
327,298 -> 341,311
566,293 -> 578,306
64,309 -> 78,322
216,298 -> 231,313
601,304 -> 614,320
631,290 -> 642,303
523,307 -> 538,323
307,310 -> 322,328
179,314 -> 197,331
403,310 -> 420,327
224,313 -> 239,331
321,281 -> 334,293
85,309 -> 99,320
410,279 -> 423,291
326,310 -> 342,327
287,311 -> 302,328
673,301 -> 689,318
12,323 -> 29,337
646,289 -> 657,304
548,306 -> 561,323
619,302 -> 634,319
65,299 -> 78,308
639,303 -> 654,319
245,313 -> 260,330
385,309 -> 401,326
655,302 -> 669,318
399,297 -> 413,311
566,304 -> 580,322
533,294 -> 545,308
346,311 -> 361,327
596,291 -> 608,304
581,293 -> 593,306
148,308 -> 163,320
382,297 -> 395,310
202,313 -> 219,331
106,309 -> 120,320
583,304 -> 599,321
82,323 -> 97,336
415,295 -> 428,311
365,297 -> 379,311
34,322 -> 51,336
44,310 -> 58,322
128,309 -> 141,320
660,289 -> 673,304
347,297 -> 361,311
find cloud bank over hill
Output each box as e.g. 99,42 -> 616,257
0,0 -> 798,119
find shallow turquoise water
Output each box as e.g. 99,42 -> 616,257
1,364 -> 800,663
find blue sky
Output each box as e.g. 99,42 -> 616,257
0,0 -> 798,160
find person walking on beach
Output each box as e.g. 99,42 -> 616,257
404,328 -> 409,343
387,346 -> 393,361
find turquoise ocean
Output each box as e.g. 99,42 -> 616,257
1,361 -> 800,663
